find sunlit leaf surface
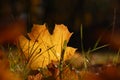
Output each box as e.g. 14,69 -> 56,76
18,24 -> 76,69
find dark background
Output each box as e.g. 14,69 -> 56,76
0,0 -> 120,51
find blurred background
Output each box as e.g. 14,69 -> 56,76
0,0 -> 120,51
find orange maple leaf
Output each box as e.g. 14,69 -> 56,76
18,24 -> 76,70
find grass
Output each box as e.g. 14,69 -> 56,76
113,49 -> 120,65
7,45 -> 30,80
59,40 -> 67,80
80,24 -> 109,70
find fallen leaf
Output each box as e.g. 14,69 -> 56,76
79,71 -> 103,80
18,24 -> 76,69
0,19 -> 26,44
28,73 -> 42,80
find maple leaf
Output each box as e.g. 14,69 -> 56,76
18,24 -> 76,70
